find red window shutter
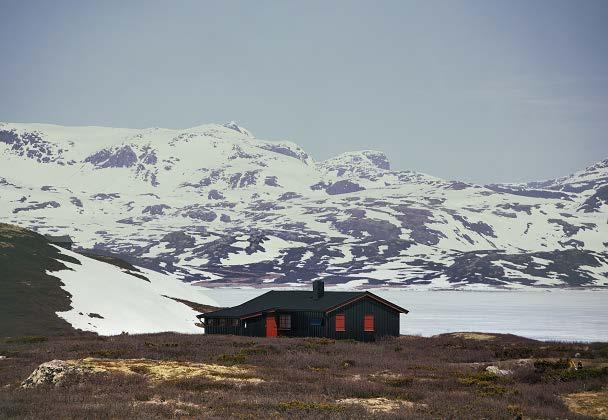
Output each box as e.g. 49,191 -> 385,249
364,315 -> 374,332
335,314 -> 345,332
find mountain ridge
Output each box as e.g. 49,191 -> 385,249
1,121 -> 607,289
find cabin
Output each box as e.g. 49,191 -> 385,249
198,280 -> 408,341
44,234 -> 73,250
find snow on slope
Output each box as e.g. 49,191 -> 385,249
51,246 -> 217,335
1,121 -> 608,289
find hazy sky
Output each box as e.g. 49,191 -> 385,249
1,0 -> 607,183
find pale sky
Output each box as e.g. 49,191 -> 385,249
1,0 -> 607,183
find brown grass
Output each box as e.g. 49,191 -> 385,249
449,332 -> 496,341
78,357 -> 264,384
562,389 -> 608,419
336,397 -> 423,413
0,332 -> 607,419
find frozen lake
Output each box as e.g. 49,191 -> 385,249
201,288 -> 608,342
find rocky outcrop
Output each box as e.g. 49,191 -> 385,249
485,365 -> 512,376
21,360 -> 92,388
325,180 -> 365,195
85,145 -> 138,168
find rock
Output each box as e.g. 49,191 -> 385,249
264,176 -> 280,187
485,365 -> 512,376
325,180 -> 365,195
85,145 -> 138,168
208,189 -> 224,200
260,143 -> 310,163
0,355 -> 6,360
142,204 -> 171,215
21,360 -> 92,388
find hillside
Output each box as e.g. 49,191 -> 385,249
1,121 -> 607,289
0,223 -> 217,336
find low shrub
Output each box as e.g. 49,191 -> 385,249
217,352 -> 248,365
89,349 -> 123,358
385,376 -> 414,388
534,359 -> 570,372
303,338 -> 335,349
278,400 -> 344,412
5,336 -> 47,344
128,365 -> 151,375
167,376 -> 233,392
231,340 -> 257,348
1,332 -> 606,419
241,344 -> 277,356
459,372 -> 512,396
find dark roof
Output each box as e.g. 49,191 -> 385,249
44,234 -> 72,243
201,290 -> 408,319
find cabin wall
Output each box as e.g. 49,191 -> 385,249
204,318 -> 240,336
325,298 -> 400,341
242,316 -> 265,337
276,311 -> 325,338
206,311 -> 327,338
205,316 -> 265,336
204,297 -> 401,341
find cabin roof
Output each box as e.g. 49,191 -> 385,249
201,290 -> 408,319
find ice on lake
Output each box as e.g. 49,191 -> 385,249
202,288 -> 608,342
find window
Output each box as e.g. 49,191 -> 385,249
231,319 -> 239,327
279,314 -> 291,330
219,318 -> 226,327
364,315 -> 374,332
335,314 -> 345,332
310,318 -> 323,327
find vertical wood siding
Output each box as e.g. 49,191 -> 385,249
325,298 -> 400,341
204,297 -> 401,341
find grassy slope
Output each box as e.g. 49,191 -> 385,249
0,333 -> 607,419
0,223 -> 81,337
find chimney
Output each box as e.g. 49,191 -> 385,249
312,280 -> 324,300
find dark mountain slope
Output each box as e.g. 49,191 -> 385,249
0,223 -> 80,336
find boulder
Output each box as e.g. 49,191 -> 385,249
21,360 -> 92,388
485,365 -> 512,376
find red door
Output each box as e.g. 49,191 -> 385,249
265,316 -> 277,337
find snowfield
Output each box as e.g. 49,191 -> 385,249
51,247 -> 217,335
1,120 -> 607,289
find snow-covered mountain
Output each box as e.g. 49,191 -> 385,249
1,121 -> 607,289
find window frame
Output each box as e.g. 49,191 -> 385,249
364,314 -> 375,332
335,314 -> 346,332
278,314 -> 292,330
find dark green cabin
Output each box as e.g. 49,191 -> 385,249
198,280 -> 408,341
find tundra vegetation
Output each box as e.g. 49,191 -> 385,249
1,332 -> 607,419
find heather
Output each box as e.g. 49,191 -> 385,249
1,332 -> 607,419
